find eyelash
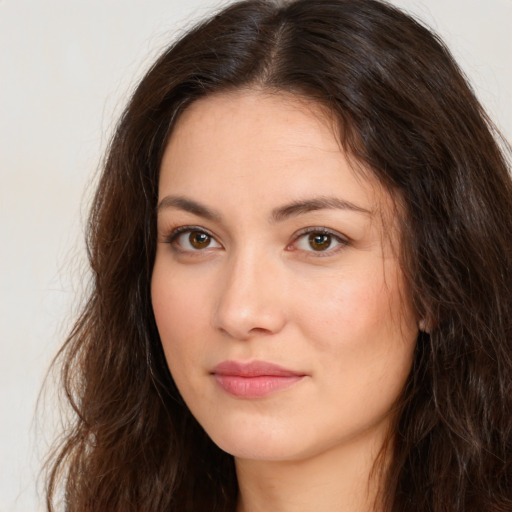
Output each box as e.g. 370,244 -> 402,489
290,227 -> 349,256
165,225 -> 349,256
166,225 -> 220,253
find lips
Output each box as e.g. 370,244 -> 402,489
212,360 -> 305,398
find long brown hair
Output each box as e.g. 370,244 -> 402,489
45,1 -> 512,510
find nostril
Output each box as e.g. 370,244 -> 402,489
249,327 -> 273,335
213,301 -> 287,340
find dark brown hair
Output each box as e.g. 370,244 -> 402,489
45,1 -> 512,510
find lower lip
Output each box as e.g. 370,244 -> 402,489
214,374 -> 303,398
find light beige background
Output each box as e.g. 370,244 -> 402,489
1,1 -> 510,511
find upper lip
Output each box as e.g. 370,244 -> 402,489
212,360 -> 305,377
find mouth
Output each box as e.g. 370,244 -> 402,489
211,360 -> 306,398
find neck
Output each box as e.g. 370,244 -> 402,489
235,429 -> 390,512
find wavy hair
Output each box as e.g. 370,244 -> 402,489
45,1 -> 512,510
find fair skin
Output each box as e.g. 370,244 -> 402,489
151,90 -> 419,512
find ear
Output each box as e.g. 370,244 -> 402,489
418,318 -> 430,333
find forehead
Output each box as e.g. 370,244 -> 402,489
159,89 -> 392,218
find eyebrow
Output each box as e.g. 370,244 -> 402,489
156,194 -> 372,222
157,195 -> 221,221
270,196 -> 372,222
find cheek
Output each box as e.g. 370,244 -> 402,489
297,261 -> 416,378
151,266 -> 209,374
296,266 -> 390,345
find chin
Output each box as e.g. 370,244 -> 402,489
203,420 -> 303,461
199,405 -> 395,465
217,439 -> 303,462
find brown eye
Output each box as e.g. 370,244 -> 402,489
189,231 -> 211,249
308,233 -> 332,251
171,228 -> 221,252
293,229 -> 347,255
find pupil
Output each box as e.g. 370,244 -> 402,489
309,233 -> 331,251
190,232 -> 210,248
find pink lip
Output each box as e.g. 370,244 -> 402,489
212,361 -> 305,398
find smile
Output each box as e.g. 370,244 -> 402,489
212,360 -> 305,398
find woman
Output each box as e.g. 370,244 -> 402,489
45,0 -> 512,511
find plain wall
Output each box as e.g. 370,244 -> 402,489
1,1 -> 510,511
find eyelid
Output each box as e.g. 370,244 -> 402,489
165,225 -> 222,252
162,224 -> 349,256
289,227 -> 349,255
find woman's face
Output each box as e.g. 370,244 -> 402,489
151,90 -> 418,462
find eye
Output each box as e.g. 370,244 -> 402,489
293,229 -> 348,254
170,228 -> 221,252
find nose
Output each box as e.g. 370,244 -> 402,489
213,249 -> 287,340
